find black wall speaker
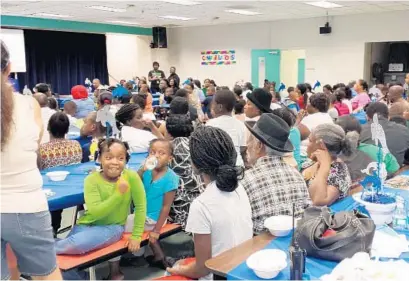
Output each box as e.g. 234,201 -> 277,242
152,26 -> 167,48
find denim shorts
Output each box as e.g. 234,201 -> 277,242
1,212 -> 57,279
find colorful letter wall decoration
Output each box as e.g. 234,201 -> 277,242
201,50 -> 236,65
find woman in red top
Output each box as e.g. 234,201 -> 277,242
296,83 -> 308,110
297,94 -> 305,110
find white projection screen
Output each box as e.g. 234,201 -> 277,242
0,29 -> 26,72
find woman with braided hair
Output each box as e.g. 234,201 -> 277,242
115,104 -> 163,153
166,126 -> 253,280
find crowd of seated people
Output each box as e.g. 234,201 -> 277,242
336,115 -> 400,181
360,101 -> 409,166
2,37 -> 409,280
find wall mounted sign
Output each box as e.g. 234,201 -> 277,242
201,50 -> 236,65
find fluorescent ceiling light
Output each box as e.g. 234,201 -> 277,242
107,20 -> 140,26
106,20 -> 139,26
225,9 -> 262,16
159,15 -> 195,21
32,13 -> 72,18
305,1 -> 343,9
162,0 -> 201,5
87,6 -> 127,13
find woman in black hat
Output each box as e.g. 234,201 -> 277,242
244,88 -> 273,120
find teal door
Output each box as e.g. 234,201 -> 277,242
251,49 -> 280,88
297,58 -> 305,83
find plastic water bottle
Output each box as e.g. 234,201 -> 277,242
23,85 -> 32,96
145,156 -> 158,170
392,196 -> 408,230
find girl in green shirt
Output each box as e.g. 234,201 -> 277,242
55,138 -> 146,280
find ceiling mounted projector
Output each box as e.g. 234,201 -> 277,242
320,22 -> 332,35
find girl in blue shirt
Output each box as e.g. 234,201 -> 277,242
138,139 -> 179,269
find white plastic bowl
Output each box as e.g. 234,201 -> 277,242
46,171 -> 70,182
246,249 -> 287,279
353,192 -> 396,225
264,215 -> 293,237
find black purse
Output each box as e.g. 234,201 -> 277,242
294,206 -> 376,261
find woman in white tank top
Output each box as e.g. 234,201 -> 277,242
1,92 -> 47,212
0,40 -> 62,280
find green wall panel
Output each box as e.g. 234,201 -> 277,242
1,15 -> 152,36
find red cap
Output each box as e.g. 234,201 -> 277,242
71,85 -> 88,99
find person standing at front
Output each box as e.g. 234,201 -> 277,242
168,66 -> 180,88
148,61 -> 165,94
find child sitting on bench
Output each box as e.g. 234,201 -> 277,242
55,138 -> 146,280
134,139 -> 179,269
